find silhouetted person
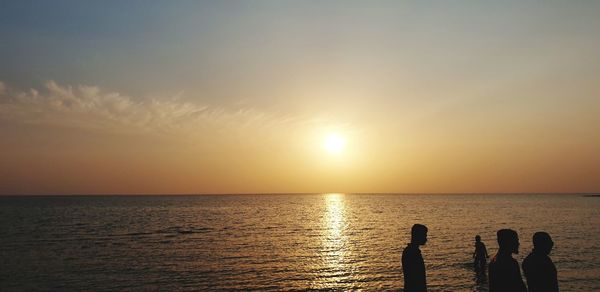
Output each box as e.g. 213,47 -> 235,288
402,224 -> 428,292
489,229 -> 526,292
522,232 -> 558,292
473,235 -> 489,272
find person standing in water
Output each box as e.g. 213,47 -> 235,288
522,232 -> 559,292
402,224 -> 428,292
488,229 -> 527,292
473,235 -> 489,272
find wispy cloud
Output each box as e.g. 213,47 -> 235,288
0,81 -> 301,137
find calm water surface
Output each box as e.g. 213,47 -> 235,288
1,194 -> 599,291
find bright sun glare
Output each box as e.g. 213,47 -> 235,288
323,133 -> 347,155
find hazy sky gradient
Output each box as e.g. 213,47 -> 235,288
1,1 -> 599,194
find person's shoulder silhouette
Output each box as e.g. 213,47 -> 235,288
522,232 -> 558,292
488,229 -> 527,292
402,224 -> 428,292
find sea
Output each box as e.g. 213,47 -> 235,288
0,194 -> 598,291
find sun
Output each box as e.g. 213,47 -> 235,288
323,133 -> 347,155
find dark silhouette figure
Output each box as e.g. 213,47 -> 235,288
402,224 -> 428,292
522,232 -> 559,292
488,229 -> 527,292
473,235 -> 489,272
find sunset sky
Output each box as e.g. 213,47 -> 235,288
1,1 -> 599,194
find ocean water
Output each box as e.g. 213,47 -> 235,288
0,194 -> 598,291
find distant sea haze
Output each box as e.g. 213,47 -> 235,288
1,194 -> 598,291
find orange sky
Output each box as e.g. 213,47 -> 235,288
1,2 -> 599,194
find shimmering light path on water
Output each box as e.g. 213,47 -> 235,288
0,194 -> 598,291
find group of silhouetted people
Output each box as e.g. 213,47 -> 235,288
401,224 -> 559,292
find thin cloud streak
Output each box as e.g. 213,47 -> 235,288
0,81 -> 306,137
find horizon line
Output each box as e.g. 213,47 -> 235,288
1,192 -> 598,197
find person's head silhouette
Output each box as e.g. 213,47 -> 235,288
475,235 -> 481,242
411,224 -> 428,246
532,232 -> 554,255
497,229 -> 519,254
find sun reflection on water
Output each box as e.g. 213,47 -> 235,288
318,193 -> 351,288
326,193 -> 345,240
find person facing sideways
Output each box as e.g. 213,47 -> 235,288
488,229 -> 527,292
473,235 -> 489,272
402,224 -> 428,292
522,232 -> 559,292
